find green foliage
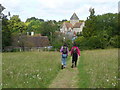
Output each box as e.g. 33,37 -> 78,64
27,20 -> 43,34
8,15 -> 27,34
40,21 -> 59,41
2,17 -> 11,49
78,9 -> 118,50
109,35 -> 120,48
52,36 -> 63,50
83,8 -> 97,37
26,17 -> 44,22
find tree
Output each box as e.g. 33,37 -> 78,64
2,17 -> 11,50
27,20 -> 43,34
26,17 -> 44,22
8,15 -> 27,35
83,8 -> 97,37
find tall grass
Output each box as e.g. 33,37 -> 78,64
0,53 -> 2,89
78,49 -> 118,88
2,51 -> 61,88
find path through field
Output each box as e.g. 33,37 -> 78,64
49,58 -> 79,88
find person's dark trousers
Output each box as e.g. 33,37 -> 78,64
72,53 -> 78,67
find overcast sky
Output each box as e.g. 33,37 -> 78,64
0,0 -> 119,22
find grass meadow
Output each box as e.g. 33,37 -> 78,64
2,51 -> 61,88
78,49 -> 118,88
2,48 -> 118,88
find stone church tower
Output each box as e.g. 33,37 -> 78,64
60,12 -> 85,38
70,13 -> 79,26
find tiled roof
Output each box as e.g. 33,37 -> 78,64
27,36 -> 49,47
73,22 -> 82,28
64,22 -> 73,29
63,22 -> 82,29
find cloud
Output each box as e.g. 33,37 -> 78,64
0,0 -> 119,21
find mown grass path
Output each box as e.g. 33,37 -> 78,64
49,57 -> 79,88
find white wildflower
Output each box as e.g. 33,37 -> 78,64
114,76 -> 117,79
38,77 -> 41,80
112,83 -> 116,86
107,79 -> 109,82
25,73 -> 27,76
33,75 -> 36,78
37,74 -> 39,77
10,72 -> 13,74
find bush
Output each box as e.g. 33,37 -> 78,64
109,35 -> 120,48
75,34 -> 110,50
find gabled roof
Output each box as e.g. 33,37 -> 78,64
62,22 -> 82,29
27,36 -> 49,47
73,22 -> 82,28
64,22 -> 73,29
70,13 -> 79,20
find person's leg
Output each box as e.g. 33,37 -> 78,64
64,57 -> 67,68
71,56 -> 74,68
75,59 -> 77,67
75,55 -> 78,67
61,56 -> 64,69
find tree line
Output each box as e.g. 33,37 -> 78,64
75,8 -> 119,50
2,15 -> 66,51
2,9 -> 119,51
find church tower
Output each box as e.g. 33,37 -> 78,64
70,13 -> 79,26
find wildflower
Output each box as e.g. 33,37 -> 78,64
114,76 -> 117,79
112,83 -> 116,86
10,72 -> 13,74
38,77 -> 41,80
37,74 -> 39,77
32,75 -> 36,78
25,73 -> 27,76
106,79 -> 109,82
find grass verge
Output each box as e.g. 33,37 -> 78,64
78,49 -> 118,88
2,51 -> 61,88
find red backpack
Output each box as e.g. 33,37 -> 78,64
72,47 -> 78,54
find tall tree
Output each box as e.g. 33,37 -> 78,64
82,8 -> 97,37
2,17 -> 11,50
8,15 -> 27,34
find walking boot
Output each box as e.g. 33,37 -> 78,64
61,65 -> 63,69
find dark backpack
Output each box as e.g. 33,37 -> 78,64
62,46 -> 67,54
72,47 -> 78,54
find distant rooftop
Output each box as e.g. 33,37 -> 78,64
0,4 -> 5,13
70,13 -> 79,20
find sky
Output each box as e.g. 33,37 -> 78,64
0,0 -> 119,22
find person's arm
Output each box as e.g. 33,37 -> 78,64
67,47 -> 69,55
60,46 -> 63,52
70,47 -> 73,56
77,47 -> 80,56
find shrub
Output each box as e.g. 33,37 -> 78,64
109,35 -> 120,48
